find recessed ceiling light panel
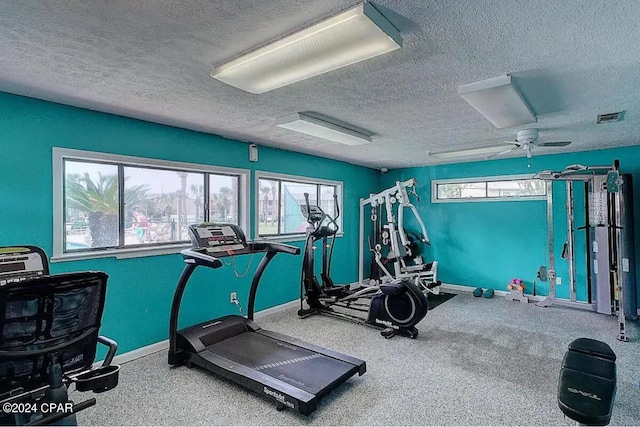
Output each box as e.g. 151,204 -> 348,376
458,75 -> 537,129
211,3 -> 402,94
275,113 -> 373,146
429,145 -> 511,159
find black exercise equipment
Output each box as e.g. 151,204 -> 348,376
168,223 -> 366,416
0,246 -> 120,426
558,338 -> 617,426
299,194 -> 429,339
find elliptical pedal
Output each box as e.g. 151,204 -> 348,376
399,327 -> 419,339
381,327 -> 398,339
323,285 -> 351,298
297,306 -> 334,318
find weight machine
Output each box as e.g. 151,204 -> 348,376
357,178 -> 440,293
533,160 -> 636,341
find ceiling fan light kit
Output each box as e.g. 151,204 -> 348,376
210,2 -> 402,94
275,112 -> 373,146
512,128 -> 571,148
458,75 -> 537,129
488,128 -> 572,162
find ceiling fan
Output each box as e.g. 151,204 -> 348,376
489,128 -> 572,160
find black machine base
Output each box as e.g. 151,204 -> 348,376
299,278 -> 428,340
298,304 -> 421,340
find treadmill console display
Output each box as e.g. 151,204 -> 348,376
188,223 -> 248,254
0,246 -> 48,286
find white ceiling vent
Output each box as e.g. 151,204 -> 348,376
597,111 -> 624,124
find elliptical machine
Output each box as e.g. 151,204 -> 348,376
298,194 -> 429,339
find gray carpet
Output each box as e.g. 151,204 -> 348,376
78,291 -> 640,426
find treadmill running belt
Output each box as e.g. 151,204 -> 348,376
207,332 -> 356,396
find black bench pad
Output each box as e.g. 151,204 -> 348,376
568,338 -> 617,361
558,338 -> 617,426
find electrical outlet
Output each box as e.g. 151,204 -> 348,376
556,277 -> 562,285
230,292 -> 238,303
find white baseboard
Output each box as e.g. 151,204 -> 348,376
440,283 -> 545,302
254,300 -> 298,319
109,339 -> 169,365
100,299 -> 300,366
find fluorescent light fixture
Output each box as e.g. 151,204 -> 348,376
275,113 -> 373,146
211,3 -> 402,94
429,145 -> 510,159
458,75 -> 536,129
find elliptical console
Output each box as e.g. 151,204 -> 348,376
299,195 -> 429,339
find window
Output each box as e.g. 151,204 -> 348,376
432,175 -> 546,202
255,172 -> 342,238
53,148 -> 248,260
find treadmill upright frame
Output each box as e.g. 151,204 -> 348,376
168,225 -> 366,415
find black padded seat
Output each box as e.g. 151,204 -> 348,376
562,351 -> 616,380
400,264 -> 429,273
568,337 -> 617,361
557,338 -> 617,426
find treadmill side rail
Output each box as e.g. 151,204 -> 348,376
191,350 -> 318,415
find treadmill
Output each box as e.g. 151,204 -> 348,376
168,223 -> 366,416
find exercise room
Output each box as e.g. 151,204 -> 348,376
1,1 -> 639,425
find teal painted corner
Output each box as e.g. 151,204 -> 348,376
0,91 -> 380,355
381,149 -> 640,310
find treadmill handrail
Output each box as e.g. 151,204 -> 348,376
169,240 -> 300,362
185,243 -> 300,260
169,263 -> 197,361
247,251 -> 276,321
252,241 -> 301,256
181,248 -> 223,268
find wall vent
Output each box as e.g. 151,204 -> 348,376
597,111 -> 624,124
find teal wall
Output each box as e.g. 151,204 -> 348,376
381,148 -> 640,308
0,91 -> 380,354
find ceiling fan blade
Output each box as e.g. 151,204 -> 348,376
534,170 -> 559,179
502,140 -> 521,146
486,146 -> 519,159
535,140 -> 572,147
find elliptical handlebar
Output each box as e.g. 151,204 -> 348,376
304,192 -> 311,220
301,192 -> 340,237
327,193 -> 340,234
302,192 -> 325,225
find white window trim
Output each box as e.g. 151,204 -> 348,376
431,173 -> 546,203
52,147 -> 250,262
254,171 -> 344,242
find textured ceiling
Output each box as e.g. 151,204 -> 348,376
2,0 -> 640,169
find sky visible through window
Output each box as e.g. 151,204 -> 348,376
65,162 -> 236,194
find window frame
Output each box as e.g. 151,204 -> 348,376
52,148 -> 249,261
254,171 -> 343,241
431,173 -> 547,203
